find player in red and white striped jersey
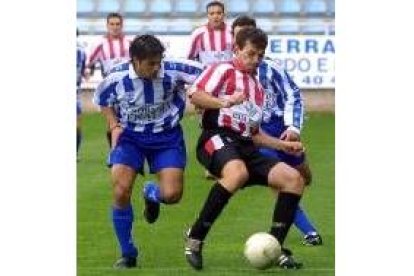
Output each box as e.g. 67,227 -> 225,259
87,12 -> 131,78
184,27 -> 305,270
87,12 -> 131,147
191,60 -> 264,137
188,1 -> 234,179
187,1 -> 233,66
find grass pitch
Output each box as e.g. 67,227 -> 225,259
77,112 -> 335,275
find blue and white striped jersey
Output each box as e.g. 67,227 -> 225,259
76,43 -> 87,91
257,58 -> 304,134
94,58 -> 204,133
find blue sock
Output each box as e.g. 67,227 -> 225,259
76,130 -> 81,154
143,181 -> 161,203
293,205 -> 318,235
112,204 -> 138,258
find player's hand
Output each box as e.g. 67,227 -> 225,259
110,124 -> 123,149
280,140 -> 304,156
280,130 -> 300,141
227,91 -> 246,106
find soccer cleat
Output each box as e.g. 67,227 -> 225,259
142,182 -> 160,224
113,256 -> 137,269
277,248 -> 303,269
303,232 -> 323,246
184,230 -> 204,270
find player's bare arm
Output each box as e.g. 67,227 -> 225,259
252,128 -> 304,155
101,106 -> 123,148
280,129 -> 301,141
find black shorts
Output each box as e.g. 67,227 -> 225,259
196,129 -> 281,187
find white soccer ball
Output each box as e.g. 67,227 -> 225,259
244,232 -> 282,270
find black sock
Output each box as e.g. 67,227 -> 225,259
106,130 -> 112,148
189,182 -> 232,241
270,192 -> 301,245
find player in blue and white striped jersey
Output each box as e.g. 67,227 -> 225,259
232,17 -> 322,251
76,30 -> 87,157
258,52 -> 323,248
94,35 -> 204,269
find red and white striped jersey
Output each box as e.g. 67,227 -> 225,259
190,60 -> 264,138
88,35 -> 131,77
187,23 -> 233,66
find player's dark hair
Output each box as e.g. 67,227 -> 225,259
106,12 -> 123,24
206,1 -> 225,13
235,27 -> 268,50
231,16 -> 256,34
129,35 -> 166,61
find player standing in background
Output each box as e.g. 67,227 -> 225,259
76,29 -> 87,159
188,1 -> 234,179
87,12 -> 131,148
184,27 -> 304,270
94,35 -> 204,269
187,1 -> 233,66
231,15 -> 322,246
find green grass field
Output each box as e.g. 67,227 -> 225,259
77,112 -> 335,275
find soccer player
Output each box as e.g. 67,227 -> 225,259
87,12 -> 131,148
184,27 -> 304,270
231,16 -> 323,246
76,29 -> 87,158
94,35 -> 204,268
188,1 -> 234,179
187,1 -> 233,66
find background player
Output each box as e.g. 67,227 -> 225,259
187,1 -> 233,66
187,1 -> 234,179
87,12 -> 131,148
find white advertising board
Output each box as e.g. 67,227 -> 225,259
79,35 -> 335,89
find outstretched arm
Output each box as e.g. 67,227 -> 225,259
252,128 -> 304,156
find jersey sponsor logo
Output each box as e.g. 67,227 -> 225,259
232,111 -> 248,123
228,101 -> 262,125
126,102 -> 171,123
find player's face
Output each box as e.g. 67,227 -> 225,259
207,5 -> 225,29
133,55 -> 163,79
234,41 -> 265,73
107,17 -> 123,38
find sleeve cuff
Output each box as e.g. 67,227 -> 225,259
287,126 -> 301,135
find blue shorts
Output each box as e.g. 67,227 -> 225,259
260,116 -> 304,167
108,126 -> 187,174
259,147 -> 304,167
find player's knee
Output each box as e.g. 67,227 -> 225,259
162,189 -> 183,204
284,168 -> 304,194
113,182 -> 132,205
223,164 -> 249,186
270,164 -> 304,194
221,173 -> 248,193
